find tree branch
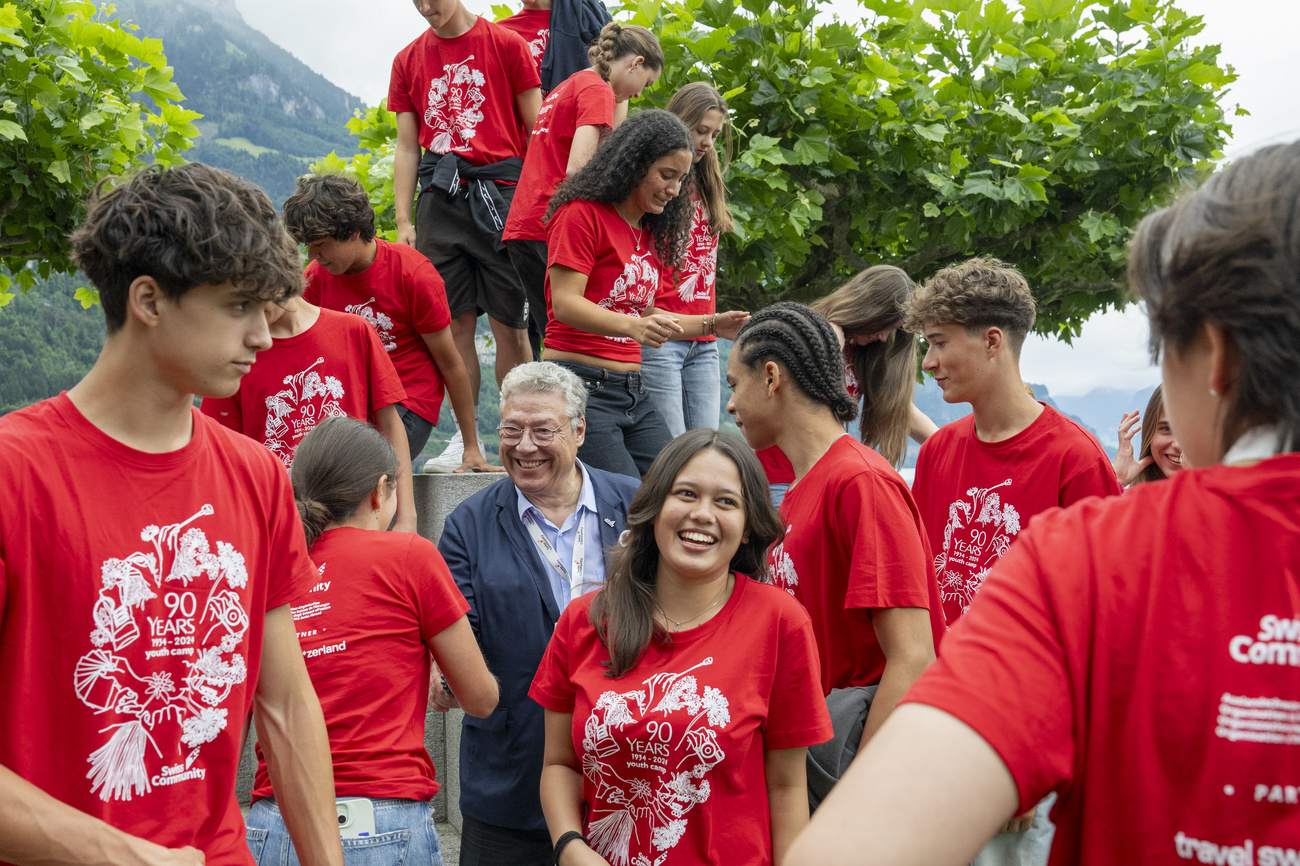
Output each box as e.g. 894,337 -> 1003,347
0,196 -> 19,224
1040,280 -> 1122,295
0,236 -> 33,249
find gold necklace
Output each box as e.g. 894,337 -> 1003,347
655,575 -> 732,632
616,204 -> 644,252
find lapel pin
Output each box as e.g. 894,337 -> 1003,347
603,518 -> 615,527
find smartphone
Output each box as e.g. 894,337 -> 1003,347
336,798 -> 376,839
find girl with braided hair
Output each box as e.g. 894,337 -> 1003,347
542,108 -> 747,478
505,22 -> 663,355
726,302 -> 945,765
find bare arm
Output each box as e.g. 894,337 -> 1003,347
374,404 -> 416,532
785,704 -> 1018,866
612,100 -> 629,128
644,308 -> 749,342
428,617 -> 498,719
766,747 -> 810,866
254,606 -> 343,866
418,329 -> 502,474
394,112 -> 421,247
0,766 -> 203,866
517,87 -> 542,143
565,125 -> 602,176
549,265 -> 682,347
858,607 -> 935,750
909,404 -> 938,444
540,710 -> 609,865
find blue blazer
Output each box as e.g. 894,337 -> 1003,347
437,466 -> 639,831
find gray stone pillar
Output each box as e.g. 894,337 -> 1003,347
237,471 -> 505,839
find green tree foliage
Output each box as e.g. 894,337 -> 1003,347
0,0 -> 198,304
636,0 -> 1237,337
313,102 -> 401,239
0,273 -> 105,413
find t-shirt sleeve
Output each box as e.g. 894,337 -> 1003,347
901,512 -> 1078,813
265,459 -> 318,610
547,203 -> 600,276
199,395 -> 243,434
841,472 -> 935,611
302,263 -> 323,305
764,599 -> 834,749
574,79 -> 615,129
387,49 -> 416,114
1059,447 -> 1123,507
407,257 -> 453,336
436,510 -> 479,638
529,603 -> 581,712
501,27 -> 543,93
409,536 -> 472,647
361,324 -> 407,413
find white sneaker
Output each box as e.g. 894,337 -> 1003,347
423,429 -> 464,473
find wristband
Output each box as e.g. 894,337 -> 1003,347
554,830 -> 589,865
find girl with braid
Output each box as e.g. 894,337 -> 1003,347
506,23 -> 663,356
640,82 -> 735,436
726,302 -> 945,756
542,109 -> 747,478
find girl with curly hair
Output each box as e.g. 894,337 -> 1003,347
505,22 -> 664,355
640,82 -> 741,438
542,108 -> 747,477
531,428 -> 831,866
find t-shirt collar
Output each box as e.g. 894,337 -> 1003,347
515,459 -> 597,525
1223,425 -> 1286,465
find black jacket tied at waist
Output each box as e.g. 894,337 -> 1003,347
418,150 -> 524,252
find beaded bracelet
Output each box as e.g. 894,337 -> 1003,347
553,830 -> 590,865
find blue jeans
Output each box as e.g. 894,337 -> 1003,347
639,340 -> 721,438
555,361 -> 672,479
245,798 -> 444,866
769,483 -> 790,509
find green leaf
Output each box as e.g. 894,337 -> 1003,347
49,160 -> 71,183
962,174 -> 1004,200
912,122 -> 946,142
490,3 -> 513,19
741,134 -> 788,166
923,202 -> 941,217
0,290 -> 13,308
949,148 -> 970,174
1021,0 -> 1074,22
722,86 -> 746,101
74,287 -> 101,308
0,119 -> 25,141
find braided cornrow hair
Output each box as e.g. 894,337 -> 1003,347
734,302 -> 858,424
587,22 -> 663,81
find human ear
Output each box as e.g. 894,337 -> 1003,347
1203,323 -> 1237,399
127,275 -> 166,328
372,475 -> 390,510
763,360 -> 781,397
573,418 -> 586,449
984,327 -> 1004,358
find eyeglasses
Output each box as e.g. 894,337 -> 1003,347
497,424 -> 566,445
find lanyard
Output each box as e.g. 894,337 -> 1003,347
522,509 -> 587,604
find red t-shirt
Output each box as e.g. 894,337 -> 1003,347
303,239 -> 452,425
496,8 -> 550,79
503,69 -> 613,242
655,196 -> 719,340
251,528 -> 469,802
903,454 -> 1300,865
530,575 -> 832,866
911,404 -> 1121,624
0,395 -> 315,865
545,199 -> 662,364
388,17 -> 541,165
199,309 -> 406,468
767,436 -> 946,694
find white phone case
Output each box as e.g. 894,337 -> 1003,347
336,798 -> 377,839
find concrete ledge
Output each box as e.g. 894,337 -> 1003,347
236,472 -> 507,839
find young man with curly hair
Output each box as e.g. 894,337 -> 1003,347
283,174 -> 498,474
0,164 -> 343,866
903,257 -> 1119,862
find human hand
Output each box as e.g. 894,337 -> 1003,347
428,664 -> 461,712
396,223 -> 416,247
557,839 -> 611,866
127,839 -> 205,866
713,310 -> 749,341
453,451 -> 505,474
1112,409 -> 1152,487
629,313 -> 684,348
998,806 -> 1035,834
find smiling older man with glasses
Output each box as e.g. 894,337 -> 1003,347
433,361 -> 640,866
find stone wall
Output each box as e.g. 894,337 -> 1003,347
236,471 -> 505,834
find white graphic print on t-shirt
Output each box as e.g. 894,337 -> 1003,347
676,203 -> 717,303
583,658 -> 731,866
935,480 -> 1022,616
74,505 -> 250,801
770,530 -> 798,596
526,28 -> 548,62
424,57 -> 486,154
599,250 -> 659,345
344,297 -> 396,351
263,357 -> 347,468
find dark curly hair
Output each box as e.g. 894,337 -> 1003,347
734,301 -> 859,424
546,109 -> 693,267
282,174 -> 377,244
71,163 -> 302,333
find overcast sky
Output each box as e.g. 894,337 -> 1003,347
234,0 -> 1300,398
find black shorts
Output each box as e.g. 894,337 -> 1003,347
415,183 -> 528,329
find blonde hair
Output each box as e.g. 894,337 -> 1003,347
903,257 -> 1037,355
665,82 -> 734,235
587,22 -> 662,80
812,266 -> 918,466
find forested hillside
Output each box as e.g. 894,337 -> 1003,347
0,276 -> 105,414
109,0 -> 362,205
